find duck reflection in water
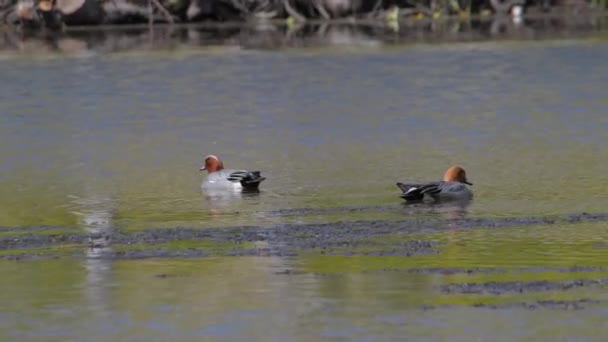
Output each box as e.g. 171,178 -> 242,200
200,187 -> 262,217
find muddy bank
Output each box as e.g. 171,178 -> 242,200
441,278 -> 608,294
361,265 -> 608,275
272,266 -> 608,277
3,212 -> 608,311
424,299 -> 603,310
0,211 -> 607,260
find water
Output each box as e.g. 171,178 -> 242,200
1,38 -> 607,228
1,25 -> 608,340
2,248 -> 608,341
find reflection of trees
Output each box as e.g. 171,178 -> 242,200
72,192 -> 115,318
72,193 -> 114,253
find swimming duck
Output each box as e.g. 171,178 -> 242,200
397,166 -> 473,203
200,155 -> 266,191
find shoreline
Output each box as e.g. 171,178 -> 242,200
1,13 -> 608,55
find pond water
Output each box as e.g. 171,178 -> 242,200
1,25 -> 608,340
2,36 -> 607,229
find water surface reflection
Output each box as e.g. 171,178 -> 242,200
1,31 -> 607,229
1,10 -> 608,341
2,239 -> 608,341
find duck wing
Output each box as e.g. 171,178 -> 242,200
396,181 -> 443,201
226,170 -> 266,190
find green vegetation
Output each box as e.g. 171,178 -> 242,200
0,228 -> 83,237
112,239 -> 252,253
432,289 -> 606,307
301,221 -> 608,272
0,244 -> 83,257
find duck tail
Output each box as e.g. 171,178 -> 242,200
396,182 -> 424,202
240,171 -> 266,190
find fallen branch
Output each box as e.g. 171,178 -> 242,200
253,10 -> 278,19
149,0 -> 176,24
364,0 -> 384,18
230,0 -> 251,15
282,0 -> 306,21
313,0 -> 331,19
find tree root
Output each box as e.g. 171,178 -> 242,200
282,0 -> 307,21
313,0 -> 331,19
149,0 -> 176,24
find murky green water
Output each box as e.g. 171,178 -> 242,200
2,221 -> 608,341
2,38 -> 607,229
1,32 -> 608,340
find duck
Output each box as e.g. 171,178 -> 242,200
396,166 -> 473,203
200,155 -> 266,191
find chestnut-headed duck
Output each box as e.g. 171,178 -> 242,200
200,155 -> 266,191
396,166 -> 473,203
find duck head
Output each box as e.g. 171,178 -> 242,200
443,166 -> 472,185
200,155 -> 224,173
